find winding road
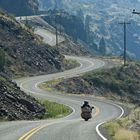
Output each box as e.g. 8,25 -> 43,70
0,17 -> 124,140
0,56 -> 123,140
35,28 -> 65,46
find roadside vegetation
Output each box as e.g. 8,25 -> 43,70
41,100 -> 72,119
104,105 -> 140,140
0,48 -> 5,72
63,59 -> 80,70
39,79 -> 62,92
54,62 -> 140,103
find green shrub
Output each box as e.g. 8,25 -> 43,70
42,100 -> 72,118
0,49 -> 5,72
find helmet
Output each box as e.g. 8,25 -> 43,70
84,101 -> 89,105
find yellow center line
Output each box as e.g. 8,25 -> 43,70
18,126 -> 41,140
93,106 -> 100,118
18,106 -> 100,140
24,124 -> 48,140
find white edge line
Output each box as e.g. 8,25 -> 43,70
20,82 -> 76,120
96,102 -> 124,140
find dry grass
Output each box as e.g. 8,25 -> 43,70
104,106 -> 140,140
39,79 -> 61,91
64,59 -> 80,70
114,128 -> 139,140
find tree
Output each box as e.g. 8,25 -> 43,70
77,9 -> 84,22
85,15 -> 92,43
0,48 -> 5,72
99,37 -> 106,55
85,15 -> 91,33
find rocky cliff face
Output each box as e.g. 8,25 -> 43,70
0,74 -> 45,120
0,0 -> 39,16
0,11 -> 64,77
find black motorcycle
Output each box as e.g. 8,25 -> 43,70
81,106 -> 94,121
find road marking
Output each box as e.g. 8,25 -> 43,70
18,126 -> 41,140
93,106 -> 100,118
96,122 -> 107,140
18,106 -> 101,140
95,102 -> 124,140
23,124 -> 48,140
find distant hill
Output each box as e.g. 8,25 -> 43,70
39,0 -> 140,60
0,0 -> 39,16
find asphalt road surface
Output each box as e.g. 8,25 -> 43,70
35,28 -> 65,46
0,56 -> 124,140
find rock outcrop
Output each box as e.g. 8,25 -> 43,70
0,74 -> 45,120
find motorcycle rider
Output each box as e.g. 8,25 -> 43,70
81,101 -> 94,121
81,101 -> 91,108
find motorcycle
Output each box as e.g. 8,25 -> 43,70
81,106 -> 94,121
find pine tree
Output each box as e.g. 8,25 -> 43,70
85,15 -> 91,33
77,9 -> 84,22
85,15 -> 92,43
0,48 -> 5,72
99,37 -> 106,55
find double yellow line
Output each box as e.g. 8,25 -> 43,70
93,106 -> 100,118
18,124 -> 47,140
18,106 -> 100,140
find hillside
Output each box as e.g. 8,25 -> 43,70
0,10 -> 68,120
0,11 -> 65,77
39,0 -> 140,59
26,16 -> 90,56
40,10 -> 98,55
54,60 -> 140,137
0,74 -> 45,120
42,10 -> 87,42
0,0 -> 39,16
55,62 -> 140,104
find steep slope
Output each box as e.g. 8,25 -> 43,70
0,11 -> 67,120
0,74 -> 45,120
39,0 -> 140,59
0,11 -> 64,77
42,10 -> 87,42
39,10 -> 96,55
0,0 -> 39,16
26,16 -> 90,56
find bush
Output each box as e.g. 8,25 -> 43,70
0,49 -> 5,72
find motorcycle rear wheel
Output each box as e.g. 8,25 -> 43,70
84,118 -> 89,121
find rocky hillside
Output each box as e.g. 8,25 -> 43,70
41,10 -> 98,55
42,10 -> 87,42
0,11 -> 65,77
39,0 -> 140,60
0,74 -> 45,120
0,0 -> 39,16
26,16 -> 90,56
55,62 -> 140,104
